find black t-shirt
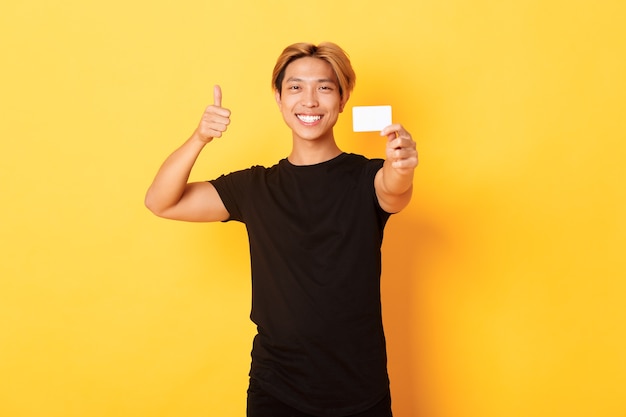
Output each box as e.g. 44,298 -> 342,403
210,153 -> 392,416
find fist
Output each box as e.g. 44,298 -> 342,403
381,124 -> 418,171
195,85 -> 231,142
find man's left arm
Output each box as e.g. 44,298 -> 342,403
374,124 -> 419,213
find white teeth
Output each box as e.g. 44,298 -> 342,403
297,114 -> 321,123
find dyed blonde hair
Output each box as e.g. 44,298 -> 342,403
272,42 -> 356,99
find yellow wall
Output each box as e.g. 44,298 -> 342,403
2,0 -> 625,416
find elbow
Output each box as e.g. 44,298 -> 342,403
144,197 -> 159,217
144,190 -> 167,218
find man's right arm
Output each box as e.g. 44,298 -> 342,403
144,86 -> 231,222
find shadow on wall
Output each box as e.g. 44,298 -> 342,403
382,207 -> 453,417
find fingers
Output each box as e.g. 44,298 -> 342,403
195,85 -> 230,142
199,107 -> 230,139
381,124 -> 413,147
213,85 -> 222,107
208,84 -> 229,117
382,124 -> 419,170
380,123 -> 408,140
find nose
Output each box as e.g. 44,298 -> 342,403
301,88 -> 319,107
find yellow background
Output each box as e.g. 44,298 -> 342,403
2,0 -> 625,416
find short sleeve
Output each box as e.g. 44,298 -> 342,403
209,169 -> 254,222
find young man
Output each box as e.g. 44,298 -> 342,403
145,42 -> 418,417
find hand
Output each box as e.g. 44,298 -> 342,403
194,85 -> 231,142
381,124 -> 418,171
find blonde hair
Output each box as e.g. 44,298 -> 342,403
272,42 -> 356,99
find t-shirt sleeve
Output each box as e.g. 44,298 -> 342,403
209,168 -> 258,223
364,158 -> 392,217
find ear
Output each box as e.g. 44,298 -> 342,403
339,93 -> 350,113
275,90 -> 282,109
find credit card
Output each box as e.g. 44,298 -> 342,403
352,105 -> 392,132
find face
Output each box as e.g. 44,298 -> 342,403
275,57 -> 348,143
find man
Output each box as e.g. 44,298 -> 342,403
145,42 -> 418,417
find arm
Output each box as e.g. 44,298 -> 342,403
374,124 -> 418,214
145,86 -> 231,222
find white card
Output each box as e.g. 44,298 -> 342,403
352,105 -> 392,132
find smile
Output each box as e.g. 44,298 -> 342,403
297,114 -> 322,124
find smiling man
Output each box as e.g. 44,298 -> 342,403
145,42 -> 418,417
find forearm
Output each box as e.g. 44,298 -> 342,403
145,85 -> 230,219
375,161 -> 414,213
381,160 -> 414,196
144,132 -> 208,214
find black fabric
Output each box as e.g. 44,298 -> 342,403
210,153 -> 392,416
247,378 -> 393,417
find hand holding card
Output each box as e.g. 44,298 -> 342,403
352,105 -> 392,132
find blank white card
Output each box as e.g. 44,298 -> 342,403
352,106 -> 392,132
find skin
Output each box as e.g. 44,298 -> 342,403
145,56 -> 418,221
275,57 -> 346,165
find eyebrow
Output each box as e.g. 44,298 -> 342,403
285,77 -> 337,84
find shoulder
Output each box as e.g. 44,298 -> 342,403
343,152 -> 384,166
340,153 -> 384,177
211,163 -> 276,182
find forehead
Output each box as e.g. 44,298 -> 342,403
283,57 -> 337,83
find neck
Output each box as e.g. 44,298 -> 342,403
287,135 -> 342,165
288,136 -> 342,166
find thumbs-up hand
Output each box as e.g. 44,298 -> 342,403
195,85 -> 231,143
